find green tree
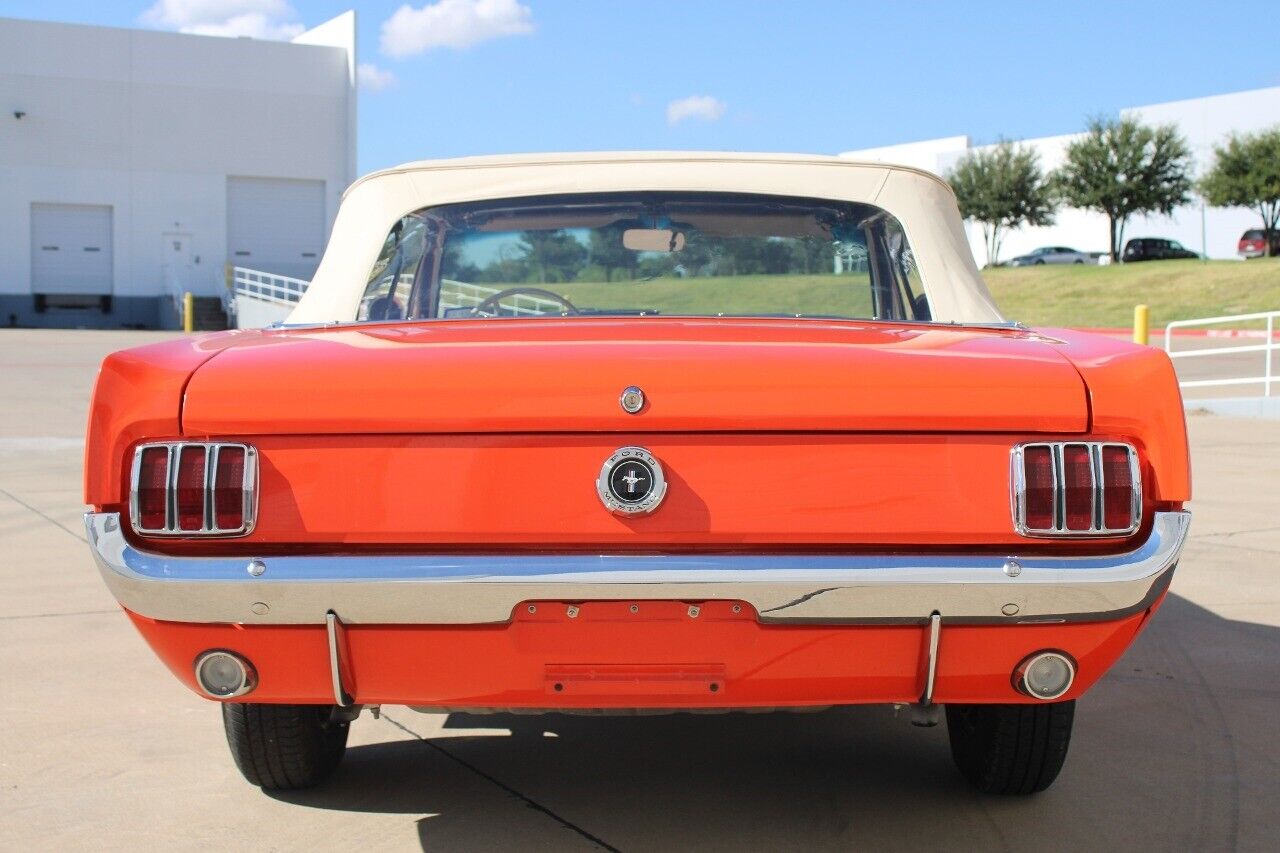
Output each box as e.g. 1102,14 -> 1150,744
518,230 -> 587,283
716,237 -> 795,275
1199,127 -> 1280,257
790,236 -> 836,274
947,141 -> 1057,267
1054,117 -> 1193,262
588,225 -> 638,281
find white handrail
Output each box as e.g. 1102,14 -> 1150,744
232,267 -> 311,306
233,268 -> 570,318
1165,310 -> 1277,397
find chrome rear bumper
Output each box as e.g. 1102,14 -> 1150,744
86,511 -> 1189,626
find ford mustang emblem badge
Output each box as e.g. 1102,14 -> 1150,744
597,446 -> 667,516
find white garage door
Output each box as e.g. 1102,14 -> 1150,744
31,203 -> 113,295
227,177 -> 325,280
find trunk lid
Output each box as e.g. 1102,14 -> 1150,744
182,318 -> 1087,435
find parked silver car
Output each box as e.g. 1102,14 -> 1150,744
1008,246 -> 1094,266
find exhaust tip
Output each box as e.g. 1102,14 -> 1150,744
194,650 -> 257,699
1014,651 -> 1075,701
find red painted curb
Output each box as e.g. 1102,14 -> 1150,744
1068,326 -> 1279,339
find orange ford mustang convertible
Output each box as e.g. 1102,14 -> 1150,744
85,153 -> 1190,794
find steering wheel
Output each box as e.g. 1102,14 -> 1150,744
469,287 -> 580,317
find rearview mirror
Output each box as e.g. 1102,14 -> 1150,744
623,228 -> 685,253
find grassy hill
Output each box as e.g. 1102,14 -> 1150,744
454,258 -> 1279,331
549,273 -> 873,318
984,258 -> 1280,329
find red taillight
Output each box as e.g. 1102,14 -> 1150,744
1022,446 -> 1055,530
214,446 -> 246,530
130,442 -> 254,536
1101,445 -> 1135,529
1062,445 -> 1094,531
175,446 -> 206,531
137,446 -> 169,530
1015,442 -> 1139,536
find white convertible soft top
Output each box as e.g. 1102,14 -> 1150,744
288,152 -> 1004,324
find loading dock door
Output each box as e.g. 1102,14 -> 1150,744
31,203 -> 113,294
227,177 -> 325,280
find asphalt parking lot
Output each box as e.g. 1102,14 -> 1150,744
2,329 -> 1277,851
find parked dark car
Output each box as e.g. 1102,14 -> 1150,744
1238,229 -> 1279,259
1122,238 -> 1198,262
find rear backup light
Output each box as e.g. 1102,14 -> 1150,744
1012,442 -> 1140,536
129,442 -> 257,536
193,650 -> 256,699
1013,651 -> 1076,701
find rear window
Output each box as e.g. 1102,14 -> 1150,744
357,192 -> 930,324
1243,230 -> 1265,240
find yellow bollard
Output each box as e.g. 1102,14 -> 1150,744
183,291 -> 194,333
1132,304 -> 1149,345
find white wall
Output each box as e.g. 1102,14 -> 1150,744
0,14 -> 354,326
840,86 -> 1280,265
233,294 -> 292,328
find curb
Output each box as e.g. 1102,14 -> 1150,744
1070,327 -> 1279,339
1186,397 -> 1280,418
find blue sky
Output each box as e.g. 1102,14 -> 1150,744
7,1 -> 1278,175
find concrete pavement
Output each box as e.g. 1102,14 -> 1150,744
1,329 -> 1277,851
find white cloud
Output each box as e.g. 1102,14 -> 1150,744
140,0 -> 303,40
666,95 -> 727,126
381,0 -> 534,58
358,63 -> 398,91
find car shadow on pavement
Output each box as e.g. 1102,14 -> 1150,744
270,593 -> 1279,851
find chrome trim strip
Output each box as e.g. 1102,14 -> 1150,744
86,510 -> 1190,627
920,611 -> 941,705
1052,443 -> 1064,530
205,445 -> 218,532
1129,446 -> 1142,532
166,444 -> 179,532
242,446 -> 259,537
128,446 -> 144,534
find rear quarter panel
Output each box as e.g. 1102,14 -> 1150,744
1040,329 -> 1191,504
83,332 -> 260,509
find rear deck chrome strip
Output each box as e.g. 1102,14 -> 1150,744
86,510 -> 1189,627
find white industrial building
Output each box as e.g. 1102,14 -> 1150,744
0,13 -> 356,328
841,85 -> 1280,265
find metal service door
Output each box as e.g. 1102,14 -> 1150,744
31,203 -> 113,295
161,232 -> 194,295
227,177 -> 325,281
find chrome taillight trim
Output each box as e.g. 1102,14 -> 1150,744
129,442 -> 258,537
1011,442 -> 1141,538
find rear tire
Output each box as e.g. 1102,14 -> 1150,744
221,703 -> 349,790
945,701 -> 1074,795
